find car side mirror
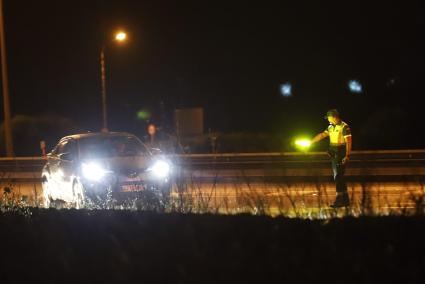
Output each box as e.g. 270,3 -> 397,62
59,152 -> 73,161
150,148 -> 162,155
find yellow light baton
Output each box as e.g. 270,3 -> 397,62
295,138 -> 312,151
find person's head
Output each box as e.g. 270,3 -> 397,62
147,123 -> 157,136
325,109 -> 341,125
114,141 -> 126,154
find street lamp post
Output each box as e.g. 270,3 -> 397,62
100,47 -> 107,132
100,31 -> 127,133
0,0 -> 13,157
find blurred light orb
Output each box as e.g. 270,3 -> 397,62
348,80 -> 363,93
137,110 -> 151,120
280,83 -> 292,97
386,78 -> 396,87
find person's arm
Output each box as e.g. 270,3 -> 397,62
342,126 -> 352,164
311,131 -> 329,144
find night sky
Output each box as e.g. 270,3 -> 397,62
2,0 -> 425,148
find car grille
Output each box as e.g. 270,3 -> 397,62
119,168 -> 143,178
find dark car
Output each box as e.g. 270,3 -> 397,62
41,132 -> 172,208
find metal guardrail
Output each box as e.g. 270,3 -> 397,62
0,157 -> 46,172
176,150 -> 425,162
1,150 -> 425,168
0,150 -> 425,179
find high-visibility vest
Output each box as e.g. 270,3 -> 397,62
325,121 -> 352,146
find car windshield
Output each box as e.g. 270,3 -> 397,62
79,136 -> 147,158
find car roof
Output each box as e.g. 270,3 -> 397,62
59,132 -> 139,142
54,132 -> 152,155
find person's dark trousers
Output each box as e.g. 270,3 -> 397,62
328,146 -> 349,206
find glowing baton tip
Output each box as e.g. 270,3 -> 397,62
295,139 -> 312,148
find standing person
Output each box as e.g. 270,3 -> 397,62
143,122 -> 183,154
311,109 -> 352,208
144,123 -> 161,150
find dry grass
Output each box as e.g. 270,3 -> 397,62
2,169 -> 425,219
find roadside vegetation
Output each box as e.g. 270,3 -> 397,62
2,175 -> 425,219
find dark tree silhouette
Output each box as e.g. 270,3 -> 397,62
0,115 -> 81,156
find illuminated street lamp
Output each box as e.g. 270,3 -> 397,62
100,31 -> 128,132
115,31 -> 127,42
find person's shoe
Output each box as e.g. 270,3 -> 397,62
330,193 -> 350,208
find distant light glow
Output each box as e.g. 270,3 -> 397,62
115,32 -> 127,42
137,110 -> 151,121
386,78 -> 396,87
280,83 -> 292,97
348,80 -> 363,93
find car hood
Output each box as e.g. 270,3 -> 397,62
82,156 -> 151,173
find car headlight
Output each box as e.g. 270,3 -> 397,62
150,160 -> 170,179
82,162 -> 108,182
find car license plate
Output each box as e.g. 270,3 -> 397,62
121,184 -> 145,192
